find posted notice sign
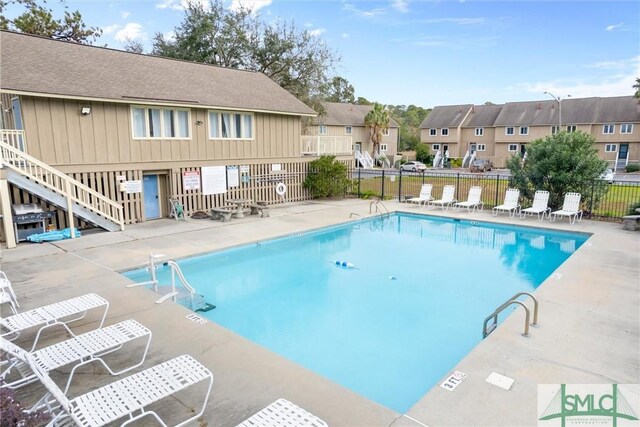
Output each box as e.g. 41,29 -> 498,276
182,171 -> 200,191
201,166 -> 227,195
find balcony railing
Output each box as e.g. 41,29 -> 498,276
301,136 -> 352,156
1,129 -> 26,153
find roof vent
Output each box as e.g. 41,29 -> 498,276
537,102 -> 541,110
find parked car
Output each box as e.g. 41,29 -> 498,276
470,159 -> 493,172
401,161 -> 427,172
600,168 -> 614,183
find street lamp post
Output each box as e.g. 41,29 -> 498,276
544,91 -> 562,133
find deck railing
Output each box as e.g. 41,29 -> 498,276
301,136 -> 352,156
0,129 -> 27,152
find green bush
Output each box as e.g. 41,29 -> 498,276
625,163 -> 640,173
304,155 -> 350,198
449,158 -> 462,168
628,200 -> 640,215
415,144 -> 434,165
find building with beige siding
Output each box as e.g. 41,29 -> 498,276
304,102 -> 399,167
0,31 -> 338,245
420,97 -> 640,168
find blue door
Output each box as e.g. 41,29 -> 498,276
143,175 -> 160,219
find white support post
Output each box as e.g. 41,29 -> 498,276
64,179 -> 75,239
0,171 -> 16,249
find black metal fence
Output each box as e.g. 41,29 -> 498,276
347,168 -> 640,221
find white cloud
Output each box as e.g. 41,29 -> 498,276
163,31 -> 176,42
229,0 -> 272,12
391,0 -> 408,13
102,24 -> 119,35
605,22 -> 623,31
342,33 -> 350,38
309,28 -> 326,37
513,72 -> 639,100
586,56 -> 639,70
115,23 -> 146,42
342,2 -> 387,18
156,0 -> 208,11
121,10 -> 130,19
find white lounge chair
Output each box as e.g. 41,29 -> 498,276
1,319 -> 151,393
454,186 -> 484,213
0,271 -> 19,313
492,188 -> 520,217
0,293 -> 109,351
550,192 -> 583,225
520,190 -> 551,221
407,184 -> 433,207
429,185 -> 456,210
0,338 -> 213,427
237,398 -> 328,427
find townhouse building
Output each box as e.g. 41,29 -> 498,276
420,96 -> 640,169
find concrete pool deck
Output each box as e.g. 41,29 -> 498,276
1,198 -> 638,426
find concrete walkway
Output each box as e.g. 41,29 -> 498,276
1,199 -> 638,426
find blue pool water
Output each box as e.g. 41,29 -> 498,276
123,213 -> 588,413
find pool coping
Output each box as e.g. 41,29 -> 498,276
1,199 -> 638,426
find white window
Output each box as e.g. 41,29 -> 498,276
441,128 -> 449,136
432,144 -> 440,151
475,128 -> 484,136
380,144 -> 388,152
505,127 -> 515,135
566,125 -> 576,133
605,144 -> 617,152
603,124 -> 615,134
477,144 -> 486,151
208,111 -> 254,139
621,123 -> 633,134
508,144 -> 518,152
551,126 -> 559,135
345,126 -> 352,135
519,126 -> 529,135
132,106 -> 190,139
382,128 -> 390,136
319,125 -> 327,135
429,128 -> 437,136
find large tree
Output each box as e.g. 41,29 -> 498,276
634,77 -> 640,98
152,0 -> 338,110
506,131 -> 608,212
322,76 -> 355,103
1,0 -> 102,43
364,103 -> 390,158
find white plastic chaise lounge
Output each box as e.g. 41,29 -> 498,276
492,188 -> 521,217
519,190 -> 551,221
429,185 -> 456,210
0,271 -> 19,314
550,192 -> 583,225
1,338 -> 213,427
407,184 -> 433,207
1,319 -> 151,393
0,293 -> 108,351
454,186 -> 484,213
237,398 -> 328,427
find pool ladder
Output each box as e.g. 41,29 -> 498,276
369,199 -> 390,218
483,292 -> 539,338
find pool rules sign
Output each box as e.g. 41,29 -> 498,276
182,171 -> 200,191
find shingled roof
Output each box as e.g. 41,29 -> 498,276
461,104 -> 503,127
419,104 -> 473,128
316,102 -> 399,127
0,31 -> 316,116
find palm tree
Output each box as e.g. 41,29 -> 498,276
634,77 -> 640,99
364,103 -> 390,159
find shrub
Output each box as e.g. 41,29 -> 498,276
304,155 -> 350,198
625,163 -> 640,173
415,144 -> 434,165
628,200 -> 640,215
0,382 -> 50,426
449,158 -> 462,168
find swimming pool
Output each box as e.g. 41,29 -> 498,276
123,213 -> 588,413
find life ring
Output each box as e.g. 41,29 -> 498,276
275,182 -> 287,196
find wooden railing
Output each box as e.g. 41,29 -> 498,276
0,138 -> 124,231
301,136 -> 352,156
0,129 -> 27,152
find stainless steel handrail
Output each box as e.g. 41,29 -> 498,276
369,199 -> 390,218
483,292 -> 539,338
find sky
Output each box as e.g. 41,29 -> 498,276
5,0 -> 640,108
